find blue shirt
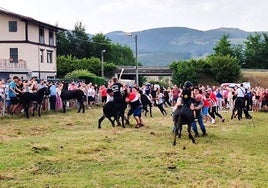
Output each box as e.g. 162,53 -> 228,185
49,85 -> 57,96
8,81 -> 17,97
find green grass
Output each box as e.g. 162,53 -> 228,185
0,107 -> 267,187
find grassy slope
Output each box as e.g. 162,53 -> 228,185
198,70 -> 268,88
0,107 -> 267,188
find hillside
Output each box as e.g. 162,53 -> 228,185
198,70 -> 268,88
105,27 -> 253,66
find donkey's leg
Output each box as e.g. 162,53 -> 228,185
81,101 -> 85,113
173,123 -> 179,146
77,99 -> 85,113
38,103 -> 41,117
98,115 -> 106,129
149,105 -> 152,117
62,100 -> 66,113
24,104 -> 30,118
107,117 -> 115,127
121,113 -> 125,128
178,123 -> 182,138
187,123 -> 196,144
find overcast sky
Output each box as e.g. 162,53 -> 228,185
1,0 -> 267,34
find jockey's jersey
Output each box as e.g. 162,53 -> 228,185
182,89 -> 192,106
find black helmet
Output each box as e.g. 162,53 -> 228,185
184,81 -> 193,88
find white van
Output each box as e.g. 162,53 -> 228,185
221,82 -> 251,89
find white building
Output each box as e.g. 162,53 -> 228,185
0,8 -> 65,80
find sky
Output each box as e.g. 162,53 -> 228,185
1,0 -> 268,34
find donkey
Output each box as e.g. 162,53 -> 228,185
98,89 -> 128,129
19,86 -> 50,118
60,82 -> 85,113
173,106 -> 196,145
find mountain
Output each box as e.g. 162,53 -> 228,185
105,27 -> 253,66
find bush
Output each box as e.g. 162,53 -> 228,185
65,69 -> 106,85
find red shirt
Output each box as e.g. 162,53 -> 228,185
100,87 -> 107,97
209,92 -> 217,106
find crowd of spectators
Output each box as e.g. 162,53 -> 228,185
1,77 -> 268,121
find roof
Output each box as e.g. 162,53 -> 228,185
0,8 -> 66,31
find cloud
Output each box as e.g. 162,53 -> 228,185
1,0 -> 268,33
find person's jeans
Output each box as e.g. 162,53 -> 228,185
192,114 -> 207,135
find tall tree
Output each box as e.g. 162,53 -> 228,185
244,33 -> 263,68
213,34 -> 234,56
232,44 -> 245,67
261,33 -> 268,69
67,22 -> 91,59
90,33 -> 112,62
110,44 -> 135,66
56,30 -> 71,56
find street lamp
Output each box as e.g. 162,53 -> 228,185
128,33 -> 138,86
101,50 -> 106,78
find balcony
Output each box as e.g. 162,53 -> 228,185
0,59 -> 31,73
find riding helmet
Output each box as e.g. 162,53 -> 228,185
184,81 -> 193,88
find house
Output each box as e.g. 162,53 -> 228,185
0,8 -> 65,80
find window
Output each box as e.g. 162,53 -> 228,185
10,48 -> 18,63
47,50 -> 53,63
39,28 -> 44,44
49,31 -> 54,45
40,49 -> 44,63
9,21 -> 17,32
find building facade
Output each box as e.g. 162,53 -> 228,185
0,8 -> 64,80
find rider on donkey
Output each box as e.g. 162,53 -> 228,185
181,81 -> 196,120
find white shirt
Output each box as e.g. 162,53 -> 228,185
237,87 -> 245,97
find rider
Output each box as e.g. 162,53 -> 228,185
110,77 -> 123,104
181,81 -> 196,120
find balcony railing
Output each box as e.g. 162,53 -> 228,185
0,59 -> 27,69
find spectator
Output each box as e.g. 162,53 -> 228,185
8,76 -> 20,114
207,88 -> 225,123
172,85 -> 180,106
125,86 -> 144,128
49,82 -> 57,111
99,85 -> 107,105
192,93 -> 208,137
155,88 -> 167,116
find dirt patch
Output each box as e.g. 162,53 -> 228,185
0,174 -> 15,180
240,71 -> 268,88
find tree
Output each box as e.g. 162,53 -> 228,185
90,33 -> 112,61
66,22 -> 91,59
213,34 -> 234,56
56,56 -> 116,78
56,22 -> 137,78
207,55 -> 240,83
232,44 -> 245,67
56,30 -> 71,56
244,33 -> 263,68
261,33 -> 268,69
110,44 -> 135,66
207,34 -> 241,82
170,60 -> 198,86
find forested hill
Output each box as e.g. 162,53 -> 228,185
105,27 -> 255,66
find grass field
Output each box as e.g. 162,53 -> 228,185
0,106 -> 268,188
